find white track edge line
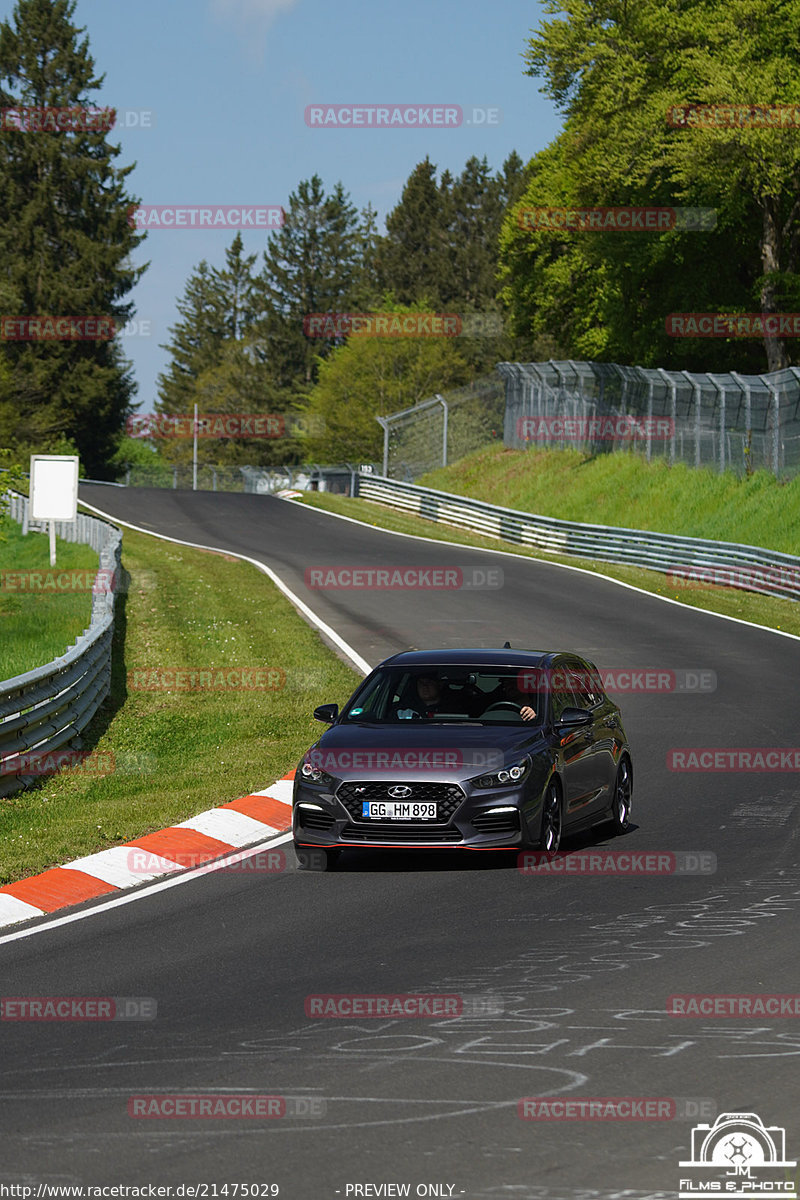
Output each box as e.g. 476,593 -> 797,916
77,497 -> 373,673
290,495 -> 800,642
0,832 -> 294,947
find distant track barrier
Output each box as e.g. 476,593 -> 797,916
355,474 -> 800,604
0,493 -> 121,798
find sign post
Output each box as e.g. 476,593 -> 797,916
29,455 -> 79,566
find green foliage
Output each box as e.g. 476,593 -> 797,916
0,0 -> 146,476
253,175 -> 369,394
304,301 -> 472,462
503,0 -> 800,373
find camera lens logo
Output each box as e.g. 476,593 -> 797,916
679,1112 -> 797,1199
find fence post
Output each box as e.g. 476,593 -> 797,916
435,394 -> 449,468
376,416 -> 390,477
730,372 -> 751,475
657,369 -> 677,466
708,375 -> 726,472
761,376 -> 781,477
681,373 -> 702,467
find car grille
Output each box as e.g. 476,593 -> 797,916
472,809 -> 521,835
296,808 -> 336,831
341,823 -> 463,843
337,781 -> 465,824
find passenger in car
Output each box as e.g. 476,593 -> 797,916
397,674 -> 460,719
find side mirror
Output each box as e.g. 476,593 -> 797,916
558,706 -> 592,728
313,703 -> 339,723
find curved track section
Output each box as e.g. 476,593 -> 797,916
2,485 -> 798,1197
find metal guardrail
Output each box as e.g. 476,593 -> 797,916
0,494 -> 122,797
356,474 -> 800,603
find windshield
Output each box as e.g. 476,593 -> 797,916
340,666 -> 547,724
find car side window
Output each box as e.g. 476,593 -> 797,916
549,666 -> 581,723
567,662 -> 599,709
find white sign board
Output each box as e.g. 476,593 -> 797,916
30,455 -> 79,522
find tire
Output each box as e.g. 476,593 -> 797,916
538,780 -> 563,854
295,845 -> 341,871
609,757 -> 632,835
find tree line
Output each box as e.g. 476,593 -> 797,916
2,0 -> 799,476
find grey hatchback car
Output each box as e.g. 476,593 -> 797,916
292,647 -> 633,869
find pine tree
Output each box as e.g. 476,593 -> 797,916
252,175 -> 363,393
156,261 -> 228,415
376,159 -> 454,306
0,0 -> 146,476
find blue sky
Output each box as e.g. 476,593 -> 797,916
68,0 -> 562,413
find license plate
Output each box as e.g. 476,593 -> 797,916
361,801 -> 437,820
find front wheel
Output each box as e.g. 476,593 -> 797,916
609,757 -> 632,834
538,780 -> 563,854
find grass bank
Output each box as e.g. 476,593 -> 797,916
1,524 -> 361,885
0,520 -> 99,680
420,444 -> 800,555
296,489 -> 800,638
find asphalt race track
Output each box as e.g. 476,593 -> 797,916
2,485 -> 799,1198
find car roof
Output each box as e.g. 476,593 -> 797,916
376,648 -> 581,669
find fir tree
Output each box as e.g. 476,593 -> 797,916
0,0 -> 146,476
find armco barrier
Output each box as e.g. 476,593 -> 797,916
355,474 -> 800,603
0,493 -> 122,797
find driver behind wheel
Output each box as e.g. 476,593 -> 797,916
481,675 -> 537,721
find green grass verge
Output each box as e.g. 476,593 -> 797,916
295,490 -> 800,638
0,519 -> 99,679
1,526 -> 361,885
419,444 -> 800,556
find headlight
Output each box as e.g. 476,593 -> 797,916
471,756 -> 531,789
300,759 -> 337,787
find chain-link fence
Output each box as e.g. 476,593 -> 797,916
499,362 -> 800,478
377,375 -> 505,481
